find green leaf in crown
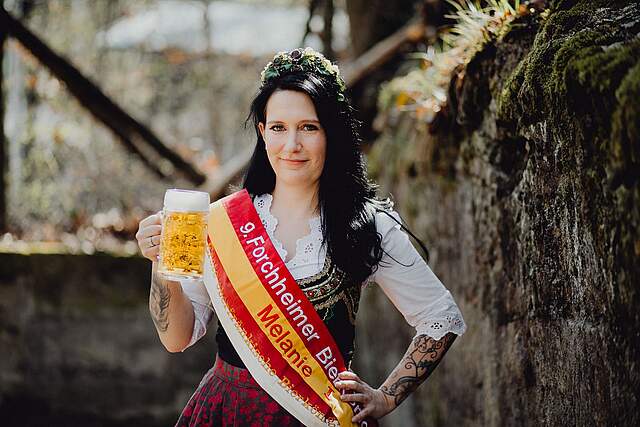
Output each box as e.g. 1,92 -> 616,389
259,47 -> 347,103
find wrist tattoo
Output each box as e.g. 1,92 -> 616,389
380,332 -> 456,407
150,274 -> 171,332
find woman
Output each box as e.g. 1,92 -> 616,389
136,47 -> 466,426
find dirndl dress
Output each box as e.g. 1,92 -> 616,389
175,355 -> 304,427
175,246 -> 363,426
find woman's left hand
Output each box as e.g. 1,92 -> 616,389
335,371 -> 394,423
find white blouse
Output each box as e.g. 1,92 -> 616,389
179,193 -> 467,351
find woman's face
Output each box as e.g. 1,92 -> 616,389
258,90 -> 327,188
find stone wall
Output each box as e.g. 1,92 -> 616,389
0,252 -> 216,426
360,1 -> 640,426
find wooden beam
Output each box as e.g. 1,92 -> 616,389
0,7 -> 206,185
341,18 -> 425,88
201,146 -> 254,200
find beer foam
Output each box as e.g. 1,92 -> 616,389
163,189 -> 210,212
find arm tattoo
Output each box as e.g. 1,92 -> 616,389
150,275 -> 171,333
380,332 -> 456,407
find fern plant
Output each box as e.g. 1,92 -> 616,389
378,0 -> 538,123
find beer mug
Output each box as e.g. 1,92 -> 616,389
157,189 -> 210,280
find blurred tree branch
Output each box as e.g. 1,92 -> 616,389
341,17 -> 425,88
0,27 -> 6,232
201,146 -> 254,199
322,0 -> 335,59
0,6 -> 206,186
301,0 -> 335,59
301,0 -> 321,46
345,0 -> 421,57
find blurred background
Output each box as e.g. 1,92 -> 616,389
1,0 -> 638,426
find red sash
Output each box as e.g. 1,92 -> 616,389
202,190 -> 376,426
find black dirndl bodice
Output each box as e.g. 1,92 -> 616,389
216,252 -> 362,368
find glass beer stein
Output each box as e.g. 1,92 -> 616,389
157,189 -> 210,280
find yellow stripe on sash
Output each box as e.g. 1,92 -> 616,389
208,202 -> 355,427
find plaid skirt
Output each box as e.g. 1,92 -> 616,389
175,355 -> 305,427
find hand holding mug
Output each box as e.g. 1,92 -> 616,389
136,211 -> 162,262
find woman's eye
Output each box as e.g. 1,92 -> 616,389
302,124 -> 318,131
270,125 -> 285,132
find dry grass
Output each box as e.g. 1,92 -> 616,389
377,0 -> 540,124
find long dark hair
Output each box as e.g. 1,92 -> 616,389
243,71 -> 427,282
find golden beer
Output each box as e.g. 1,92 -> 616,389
158,189 -> 210,280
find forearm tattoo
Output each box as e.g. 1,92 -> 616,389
150,274 -> 171,333
380,332 -> 456,407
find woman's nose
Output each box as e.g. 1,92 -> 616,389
283,130 -> 301,152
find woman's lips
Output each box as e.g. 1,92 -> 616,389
280,158 -> 308,165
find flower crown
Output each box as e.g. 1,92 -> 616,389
260,47 -> 347,102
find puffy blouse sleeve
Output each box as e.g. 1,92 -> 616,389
368,210 -> 467,341
178,277 -> 215,351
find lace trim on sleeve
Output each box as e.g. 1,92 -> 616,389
414,311 -> 467,341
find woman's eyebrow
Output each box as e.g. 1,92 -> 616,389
266,119 -> 320,125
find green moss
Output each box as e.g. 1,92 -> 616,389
494,0 -> 640,203
497,11 -> 568,125
500,7 -> 601,123
549,0 -> 629,13
497,57 -> 525,122
380,0 -> 639,193
611,61 -> 640,184
498,0 -> 639,144
552,29 -> 624,95
543,8 -> 590,38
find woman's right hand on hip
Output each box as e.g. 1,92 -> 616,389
136,211 -> 162,261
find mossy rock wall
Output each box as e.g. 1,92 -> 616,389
0,252 -> 216,426
359,1 -> 640,426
